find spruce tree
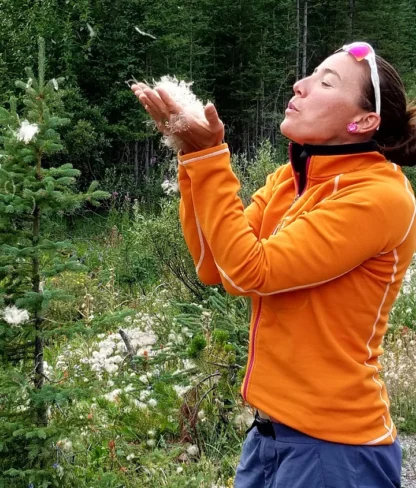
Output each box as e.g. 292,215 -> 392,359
0,38 -> 107,487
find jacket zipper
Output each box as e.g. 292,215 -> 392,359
294,156 -> 311,200
241,156 -> 311,402
272,156 -> 310,234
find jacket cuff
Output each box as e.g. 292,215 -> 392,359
178,143 -> 229,165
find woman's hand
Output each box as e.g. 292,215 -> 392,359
131,82 -> 224,154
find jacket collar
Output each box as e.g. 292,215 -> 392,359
302,140 -> 378,157
289,141 -> 387,195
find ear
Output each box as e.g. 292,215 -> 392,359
355,112 -> 381,135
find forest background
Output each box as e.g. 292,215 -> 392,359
2,0 -> 416,191
0,1 -> 416,487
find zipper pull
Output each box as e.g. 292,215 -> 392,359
288,194 -> 299,210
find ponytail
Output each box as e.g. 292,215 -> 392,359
376,103 -> 416,167
360,55 -> 416,167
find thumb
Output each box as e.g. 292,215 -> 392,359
204,103 -> 222,128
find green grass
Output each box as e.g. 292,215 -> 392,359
1,200 -> 415,486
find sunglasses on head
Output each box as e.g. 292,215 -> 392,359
337,42 -> 381,116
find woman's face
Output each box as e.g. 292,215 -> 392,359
280,52 -> 375,145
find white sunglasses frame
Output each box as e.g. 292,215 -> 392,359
341,42 -> 381,116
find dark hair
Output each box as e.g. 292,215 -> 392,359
359,55 -> 416,166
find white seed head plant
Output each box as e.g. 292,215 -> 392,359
16,120 -> 39,144
186,444 -> 199,457
2,305 -> 30,327
143,76 -> 207,152
161,179 -> 179,196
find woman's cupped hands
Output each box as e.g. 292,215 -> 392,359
131,82 -> 224,154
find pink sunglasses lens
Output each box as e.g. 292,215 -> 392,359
346,45 -> 371,61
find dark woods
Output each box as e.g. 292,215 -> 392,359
1,0 -> 416,193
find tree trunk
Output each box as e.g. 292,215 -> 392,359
260,78 -> 264,142
145,138 -> 150,179
189,1 -> 193,79
134,140 -> 139,185
33,154 -> 47,427
296,0 -> 300,80
349,0 -> 355,38
302,0 -> 308,78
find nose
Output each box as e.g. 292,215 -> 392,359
293,77 -> 306,97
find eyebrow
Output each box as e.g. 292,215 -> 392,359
313,67 -> 342,81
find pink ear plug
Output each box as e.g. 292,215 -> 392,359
347,122 -> 358,133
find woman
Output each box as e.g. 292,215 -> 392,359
131,42 -> 416,488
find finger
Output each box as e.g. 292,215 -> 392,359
131,86 -> 143,96
142,104 -> 169,135
137,93 -> 161,118
138,93 -> 163,117
143,88 -> 172,119
133,88 -> 144,100
139,96 -> 172,135
131,82 -> 148,93
155,87 -> 182,115
204,103 -> 222,130
133,85 -> 147,100
139,94 -> 166,122
132,82 -> 149,90
205,103 -> 225,143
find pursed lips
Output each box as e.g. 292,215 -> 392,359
288,101 -> 299,111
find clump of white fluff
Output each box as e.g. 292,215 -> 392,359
152,76 -> 206,152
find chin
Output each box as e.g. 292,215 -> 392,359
280,120 -> 304,145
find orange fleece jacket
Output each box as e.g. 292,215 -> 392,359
178,142 -> 416,445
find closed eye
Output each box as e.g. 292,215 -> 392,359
312,69 -> 332,87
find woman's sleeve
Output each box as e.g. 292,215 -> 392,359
178,145 -> 278,286
179,144 -> 416,297
178,163 -> 221,285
